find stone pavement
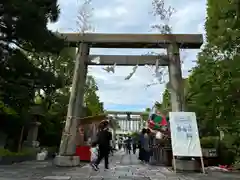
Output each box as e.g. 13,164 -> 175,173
1,150 -> 240,180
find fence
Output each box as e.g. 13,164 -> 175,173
149,137 -> 172,166
150,145 -> 163,165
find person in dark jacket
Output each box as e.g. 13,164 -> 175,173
126,136 -> 132,154
143,128 -> 151,163
132,137 -> 137,154
91,120 -> 112,171
138,128 -> 146,161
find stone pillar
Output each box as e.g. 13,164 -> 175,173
129,120 -> 130,132
167,43 -> 185,112
124,119 -> 127,131
27,122 -> 41,143
54,43 -> 89,167
120,120 -> 122,130
167,43 -> 187,162
24,121 -> 41,148
139,117 -> 142,130
75,47 -> 88,119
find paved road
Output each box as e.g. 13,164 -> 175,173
1,150 -> 240,180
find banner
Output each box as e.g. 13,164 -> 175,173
169,112 -> 202,157
147,106 -> 168,130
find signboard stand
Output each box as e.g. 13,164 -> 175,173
172,156 -> 177,172
169,112 -> 205,174
200,157 -> 205,173
172,156 -> 205,173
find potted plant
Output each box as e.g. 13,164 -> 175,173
200,136 -> 218,158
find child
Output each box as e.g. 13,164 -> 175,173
90,142 -> 98,168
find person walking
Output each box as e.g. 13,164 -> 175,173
110,138 -> 114,156
139,128 -> 146,161
118,139 -> 122,150
90,142 -> 98,166
126,136 -> 132,154
143,128 -> 151,163
91,120 -> 112,171
132,137 -> 137,154
123,138 -> 127,153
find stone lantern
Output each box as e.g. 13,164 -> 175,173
23,105 -> 45,149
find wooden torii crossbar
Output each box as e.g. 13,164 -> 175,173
88,55 -> 169,66
57,33 -> 202,48
54,33 -> 203,167
58,33 -> 202,66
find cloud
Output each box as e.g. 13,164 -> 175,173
48,0 -> 207,111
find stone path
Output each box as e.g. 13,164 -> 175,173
1,150 -> 240,180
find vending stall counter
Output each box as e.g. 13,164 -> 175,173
75,114 -> 107,162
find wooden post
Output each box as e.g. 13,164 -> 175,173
167,43 -> 185,112
54,43 -> 89,166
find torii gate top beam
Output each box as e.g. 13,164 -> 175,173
57,33 -> 203,49
106,111 -> 146,115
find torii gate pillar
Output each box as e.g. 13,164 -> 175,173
167,43 -> 185,111
54,43 -> 89,166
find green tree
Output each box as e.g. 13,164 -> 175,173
84,75 -> 104,115
205,0 -> 239,54
0,0 -> 67,150
184,0 -> 240,164
31,49 -> 104,146
1,0 -> 65,57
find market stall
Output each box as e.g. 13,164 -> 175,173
75,114 -> 107,161
147,112 -> 173,166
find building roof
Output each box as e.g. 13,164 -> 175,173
79,114 -> 107,125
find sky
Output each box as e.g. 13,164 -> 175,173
48,0 -> 207,112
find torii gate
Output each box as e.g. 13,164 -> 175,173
107,111 -> 144,133
54,33 -> 203,166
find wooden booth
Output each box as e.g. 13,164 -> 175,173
75,114 -> 107,161
148,113 -> 173,166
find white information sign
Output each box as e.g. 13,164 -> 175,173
169,112 -> 202,157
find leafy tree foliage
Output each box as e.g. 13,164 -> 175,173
31,49 -> 104,147
205,0 -> 239,53
84,75 -> 104,115
0,0 -> 66,151
1,0 -> 65,57
0,0 -> 103,150
156,0 -> 240,164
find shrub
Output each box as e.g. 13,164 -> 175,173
0,148 -> 35,157
200,136 -> 219,148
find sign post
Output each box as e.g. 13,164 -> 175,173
169,112 -> 205,173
